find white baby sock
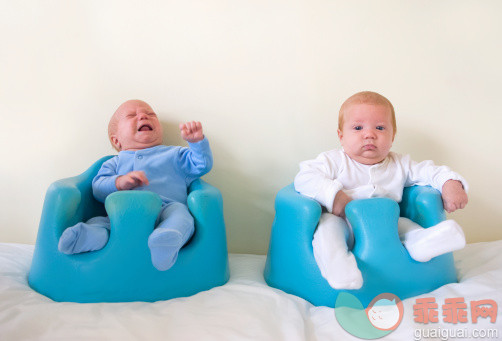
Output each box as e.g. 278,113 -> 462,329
403,220 -> 466,262
312,213 -> 362,290
148,227 -> 184,271
314,248 -> 363,290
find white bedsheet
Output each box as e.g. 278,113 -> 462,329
1,241 -> 501,341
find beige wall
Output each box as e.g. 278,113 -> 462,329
1,1 -> 501,254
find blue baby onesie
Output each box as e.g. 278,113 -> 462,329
58,138 -> 213,271
93,137 -> 213,205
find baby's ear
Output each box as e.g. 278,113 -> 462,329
110,135 -> 121,151
337,129 -> 343,140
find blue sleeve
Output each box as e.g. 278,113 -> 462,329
178,137 -> 213,185
92,157 -> 120,203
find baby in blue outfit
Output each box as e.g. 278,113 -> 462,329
58,99 -> 213,271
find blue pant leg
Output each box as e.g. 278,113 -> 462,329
148,202 -> 194,271
156,202 -> 195,245
58,216 -> 110,254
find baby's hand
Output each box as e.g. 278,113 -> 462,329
115,171 -> 149,190
441,180 -> 468,213
180,121 -> 204,143
332,190 -> 352,218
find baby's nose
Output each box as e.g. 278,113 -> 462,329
364,130 -> 376,138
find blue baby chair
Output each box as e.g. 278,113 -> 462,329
29,156 -> 229,303
264,184 -> 458,307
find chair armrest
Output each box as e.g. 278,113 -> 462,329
187,179 -> 224,221
38,182 -> 82,243
36,156 -> 113,245
273,184 -> 322,245
400,186 -> 446,228
53,155 -> 112,224
186,179 -> 226,248
264,184 -> 323,289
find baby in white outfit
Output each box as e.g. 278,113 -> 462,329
294,91 -> 468,290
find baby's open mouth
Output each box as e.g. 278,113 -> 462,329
138,124 -> 153,132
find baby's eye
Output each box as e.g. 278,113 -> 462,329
354,126 -> 363,131
376,126 -> 385,131
148,112 -> 156,117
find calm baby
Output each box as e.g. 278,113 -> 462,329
294,91 -> 468,290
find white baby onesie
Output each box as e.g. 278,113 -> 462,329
294,149 -> 467,289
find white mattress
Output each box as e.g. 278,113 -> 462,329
1,241 -> 501,340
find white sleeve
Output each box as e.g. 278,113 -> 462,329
402,155 -> 469,193
294,151 -> 344,213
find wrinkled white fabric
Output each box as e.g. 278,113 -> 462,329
1,242 -> 501,341
402,219 -> 466,262
312,213 -> 362,289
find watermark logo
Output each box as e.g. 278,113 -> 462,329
413,297 -> 497,324
334,292 -> 404,339
335,294 -> 498,340
413,297 -> 499,340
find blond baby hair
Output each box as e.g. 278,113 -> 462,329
338,91 -> 397,137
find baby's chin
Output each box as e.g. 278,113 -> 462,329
122,139 -> 163,151
349,153 -> 388,165
138,132 -> 163,142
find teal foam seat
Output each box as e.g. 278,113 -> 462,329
264,184 -> 457,307
28,156 -> 229,303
